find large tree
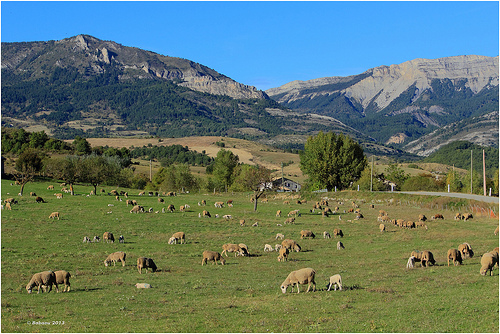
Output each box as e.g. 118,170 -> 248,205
79,155 -> 121,195
231,164 -> 272,211
212,149 -> 239,191
299,131 -> 366,191
14,149 -> 45,196
43,155 -> 81,195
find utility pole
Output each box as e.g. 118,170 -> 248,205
483,149 -> 486,196
281,162 -> 284,192
470,150 -> 473,194
370,156 -> 373,192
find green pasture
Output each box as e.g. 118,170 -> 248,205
1,179 -> 498,332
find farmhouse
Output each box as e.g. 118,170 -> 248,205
273,177 -> 301,192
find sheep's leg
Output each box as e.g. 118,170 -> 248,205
327,283 -> 331,291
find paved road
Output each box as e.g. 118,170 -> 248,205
393,191 -> 499,204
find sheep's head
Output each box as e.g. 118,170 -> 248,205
220,257 -> 226,265
26,285 -> 33,294
280,283 -> 289,293
104,260 -> 110,267
294,244 -> 301,252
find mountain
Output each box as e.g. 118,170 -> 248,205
1,34 -> 371,146
266,56 -> 499,147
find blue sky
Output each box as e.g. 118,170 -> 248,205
1,1 -> 499,90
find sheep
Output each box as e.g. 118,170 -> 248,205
288,210 -> 299,217
54,270 -> 71,292
421,250 -> 436,267
283,200 -> 290,205
277,247 -> 289,262
138,191 -> 145,196
103,231 -> 115,243
60,182 -> 66,187
280,268 -> 316,293
462,213 -> 473,221
5,202 -> 11,210
223,214 -> 233,220
239,219 -> 245,226
281,239 -> 301,252
83,236 -> 91,243
276,210 -> 282,217
184,204 -> 190,210
48,212 -> 60,220
275,244 -> 282,251
30,192 -> 37,196
35,196 -> 46,203
202,251 -> 226,265
214,201 -> 224,208
135,283 -> 152,289
264,244 -> 273,252
333,228 -> 343,238
104,251 -> 126,267
379,224 -> 385,232
200,199 -> 207,206
130,205 -> 145,213
93,236 -> 101,243
480,252 -> 499,276
3,197 -> 16,204
495,226 -> 499,235
284,217 -> 296,225
202,210 -> 211,217
239,243 -> 249,256
166,204 -> 175,212
323,231 -> 331,239
327,274 -> 342,291
169,232 -> 186,244
431,214 -> 444,220
252,222 -> 258,227
337,241 -> 345,250
227,200 -> 233,206
47,185 -> 54,190
447,249 -> 463,266
109,190 -> 118,196
26,271 -> 58,294
458,243 -> 474,259
137,257 -> 157,274
415,221 -> 428,230
454,213 -> 462,220
158,198 -> 165,203
300,230 -> 315,239
406,256 -> 416,269
221,243 -> 248,257
118,235 -> 125,243
148,207 -> 154,213
418,214 -> 427,222
179,205 -> 186,212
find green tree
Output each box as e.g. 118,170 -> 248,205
14,149 -> 45,196
79,155 -> 121,195
385,164 -> 410,190
73,136 -> 91,155
299,131 -> 366,191
212,149 -> 239,191
446,170 -> 464,193
43,155 -> 81,195
356,165 -> 386,191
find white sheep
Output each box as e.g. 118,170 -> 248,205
83,236 -> 91,243
280,268 -> 316,293
221,243 -> 248,257
118,235 -> 124,243
135,283 -> 152,289
93,236 -> 101,243
275,244 -> 282,251
406,256 -> 416,269
275,233 -> 285,240
264,244 -> 273,252
480,251 -> 499,276
223,214 -> 233,220
169,232 -> 186,244
54,270 -> 71,292
277,247 -> 289,262
48,212 -> 60,220
337,241 -> 345,250
104,251 -> 126,267
323,231 -> 331,239
327,274 -> 342,291
26,271 -> 58,294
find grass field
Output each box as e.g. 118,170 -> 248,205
1,179 -> 498,333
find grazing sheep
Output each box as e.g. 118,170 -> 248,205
47,185 -> 54,190
239,219 -> 245,226
431,214 -> 444,220
379,224 -> 385,232
48,212 -> 60,220
264,244 -> 273,252
406,256 -> 416,269
83,236 -> 91,243
221,243 -> 248,257
333,228 -> 343,238
202,210 -> 211,217
288,210 -> 299,217
201,251 -> 226,265
300,230 -> 315,239
495,226 -> 499,235
170,232 -> 186,244
104,251 -> 126,267
280,268 -> 316,294
337,241 -> 345,250
283,200 -> 290,205
30,192 -> 37,196
281,239 -> 301,252
458,243 -> 474,259
118,235 -> 124,243
166,204 -> 175,212
130,205 -> 145,213
137,257 -> 157,274
103,232 -> 115,243
5,202 -> 11,210
415,221 -> 428,230
447,249 -> 463,266
35,196 -> 46,203
26,271 -> 58,294
327,274 -> 342,291
323,231 -> 331,239
462,213 -> 473,221
252,222 -> 258,227
277,247 -> 289,262
214,201 -> 224,208
54,270 -> 71,292
418,214 -> 427,222
276,210 -> 282,217
135,283 -> 152,289
158,198 -> 165,203
179,205 -> 186,212
284,217 -> 296,224
275,244 -> 282,251
480,252 -> 499,276
222,214 -> 233,220
93,236 -> 101,243
454,213 -> 462,220
421,250 -> 436,267
148,207 -> 154,213
239,243 -> 249,256
109,190 -> 118,196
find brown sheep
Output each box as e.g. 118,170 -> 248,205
158,198 -> 165,203
462,213 -> 473,221
280,268 -> 316,293
379,223 -> 385,232
418,214 -> 427,222
202,251 -> 225,265
104,251 -> 126,267
431,214 -> 444,220
447,249 -> 463,266
333,228 -> 343,238
281,239 -> 301,252
179,205 -> 186,212
458,243 -> 474,259
30,192 -> 37,196
454,213 -> 462,220
421,250 -> 436,267
54,193 -> 63,199
202,210 -> 211,217
47,185 -> 54,190
410,250 -> 423,263
103,231 -> 115,243
221,243 -> 248,257
130,205 -> 144,213
300,230 -> 315,239
480,251 -> 499,276
4,198 -> 18,204
137,257 -> 157,274
169,232 -> 186,244
277,247 -> 289,262
239,219 -> 245,226
26,271 -> 58,294
167,204 -> 175,212
54,270 -> 71,292
5,202 -> 11,210
284,217 -> 296,224
276,210 -> 282,217
35,196 -> 46,203
48,212 -> 60,220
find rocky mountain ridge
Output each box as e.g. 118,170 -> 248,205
1,34 -> 267,100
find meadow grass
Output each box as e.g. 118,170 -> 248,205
1,179 -> 498,332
